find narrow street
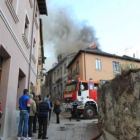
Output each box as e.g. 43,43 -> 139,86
0,0 -> 140,140
7,111 -> 118,140
8,112 -> 98,140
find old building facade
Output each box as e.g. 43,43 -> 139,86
67,49 -> 140,82
42,54 -> 76,100
36,19 -> 46,95
0,0 -> 47,139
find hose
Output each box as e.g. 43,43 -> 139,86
91,123 -> 103,140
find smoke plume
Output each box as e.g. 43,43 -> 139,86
42,1 -> 99,69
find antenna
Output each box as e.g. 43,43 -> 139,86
125,47 -> 132,55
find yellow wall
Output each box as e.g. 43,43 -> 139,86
68,52 -> 140,81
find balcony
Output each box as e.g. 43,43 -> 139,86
31,54 -> 36,64
5,0 -> 19,24
68,68 -> 80,80
56,73 -> 62,83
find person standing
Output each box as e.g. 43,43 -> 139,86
0,101 -> 3,140
28,94 -> 36,138
38,98 -> 49,139
45,94 -> 51,124
53,99 -> 61,124
17,89 -> 30,140
69,99 -> 80,121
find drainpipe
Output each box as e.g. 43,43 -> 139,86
84,50 -> 87,80
28,0 -> 36,91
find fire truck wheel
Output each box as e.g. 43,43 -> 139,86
83,106 -> 95,119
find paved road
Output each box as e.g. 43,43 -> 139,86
8,112 -> 98,140
7,112 -> 118,140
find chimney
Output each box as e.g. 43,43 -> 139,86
133,53 -> 135,58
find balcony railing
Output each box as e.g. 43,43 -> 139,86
68,67 -> 80,80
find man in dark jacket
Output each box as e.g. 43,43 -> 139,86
38,98 -> 49,139
69,100 -> 80,121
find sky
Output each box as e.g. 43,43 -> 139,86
43,0 -> 140,70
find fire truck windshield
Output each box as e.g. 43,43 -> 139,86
65,84 -> 77,92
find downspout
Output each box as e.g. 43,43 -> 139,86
28,0 -> 36,91
84,50 -> 87,80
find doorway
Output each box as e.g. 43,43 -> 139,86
16,69 -> 26,109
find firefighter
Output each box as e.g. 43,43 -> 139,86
69,99 -> 80,121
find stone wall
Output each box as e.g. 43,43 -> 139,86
98,69 -> 140,140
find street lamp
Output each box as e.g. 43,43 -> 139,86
41,68 -> 47,75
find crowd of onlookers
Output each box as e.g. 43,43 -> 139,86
0,88 -> 81,140
0,89 -> 61,140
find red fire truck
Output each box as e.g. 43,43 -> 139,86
63,78 -> 100,119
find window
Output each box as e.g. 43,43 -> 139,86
89,83 -> 94,90
57,69 -> 59,75
54,87 -> 56,96
35,5 -> 38,17
76,61 -> 79,73
57,85 -> 59,94
64,81 -> 66,86
34,5 -> 39,29
65,84 -> 77,92
60,83 -> 63,91
24,15 -> 29,38
32,39 -> 36,56
29,0 -> 33,8
64,63 -> 66,74
81,82 -> 88,91
95,59 -> 101,70
113,61 -> 120,72
22,15 -> 30,49
54,72 -> 56,81
60,67 -> 62,75
71,68 -> 73,76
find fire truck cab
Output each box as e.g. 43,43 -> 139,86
63,78 -> 100,119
